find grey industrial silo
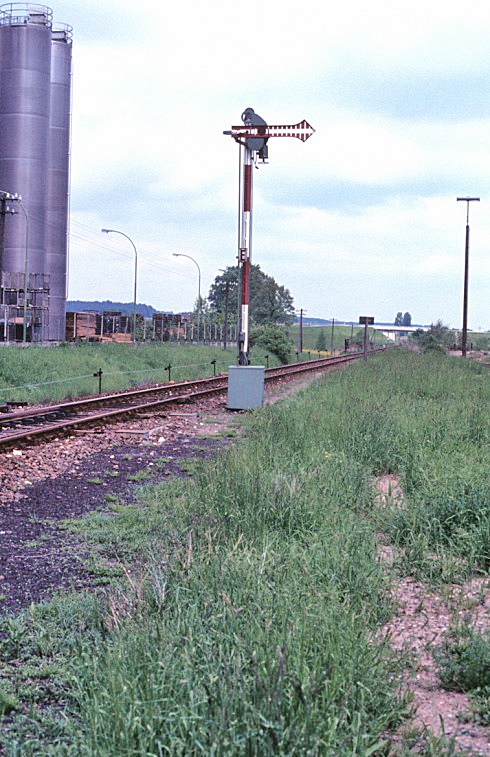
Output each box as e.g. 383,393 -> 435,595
0,3 -> 72,343
46,22 -> 73,342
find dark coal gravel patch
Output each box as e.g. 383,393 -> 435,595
0,435 -> 233,616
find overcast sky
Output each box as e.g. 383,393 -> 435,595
48,0 -> 490,328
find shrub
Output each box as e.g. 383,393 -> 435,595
250,323 -> 292,364
434,624 -> 490,692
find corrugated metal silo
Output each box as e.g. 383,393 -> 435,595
46,22 -> 72,342
0,3 -> 52,280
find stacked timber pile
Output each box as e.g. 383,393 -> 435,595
65,312 -> 97,341
100,333 -> 132,343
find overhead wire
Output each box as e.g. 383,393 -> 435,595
6,208 -> 198,282
68,218 -> 198,281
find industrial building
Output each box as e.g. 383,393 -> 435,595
0,3 -> 72,343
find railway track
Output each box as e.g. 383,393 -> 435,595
0,352 -> 370,449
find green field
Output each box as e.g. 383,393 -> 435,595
291,324 -> 389,353
0,342 -> 278,405
1,350 -> 489,754
0,330 -> 381,406
291,323 -> 490,355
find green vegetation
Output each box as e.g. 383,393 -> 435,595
251,323 -> 292,363
434,624 -> 490,727
1,350 -> 489,754
208,265 -> 295,328
434,624 -> 490,694
0,342 -> 276,404
364,353 -> 490,581
410,320 -> 490,353
206,266 -> 296,363
291,323 -> 388,354
0,326 -> 389,407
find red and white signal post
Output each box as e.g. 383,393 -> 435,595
224,108 -> 314,365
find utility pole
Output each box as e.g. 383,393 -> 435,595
101,229 -> 138,343
297,308 -> 306,354
0,192 -> 28,343
173,253 -> 201,343
456,197 -> 480,357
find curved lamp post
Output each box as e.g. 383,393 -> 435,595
173,253 -> 201,342
0,190 -> 29,343
101,228 -> 138,343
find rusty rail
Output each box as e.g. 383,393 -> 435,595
0,351 -> 375,449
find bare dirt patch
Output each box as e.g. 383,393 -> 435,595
382,573 -> 490,754
375,475 -> 490,754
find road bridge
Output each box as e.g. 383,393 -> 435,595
375,325 -> 430,341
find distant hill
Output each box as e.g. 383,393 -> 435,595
67,301 -> 172,319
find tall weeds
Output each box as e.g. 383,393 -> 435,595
2,350 -> 486,754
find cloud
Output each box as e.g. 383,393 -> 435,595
43,0 -> 490,328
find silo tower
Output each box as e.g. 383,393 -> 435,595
46,21 -> 73,342
0,3 -> 72,343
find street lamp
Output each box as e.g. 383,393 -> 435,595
173,253 -> 201,342
456,197 -> 480,357
0,191 -> 28,343
101,229 -> 138,343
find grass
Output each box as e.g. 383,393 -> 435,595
291,323 -> 388,352
0,349 -> 489,754
356,353 -> 490,580
0,329 -> 390,407
126,468 -> 153,482
433,623 -> 490,728
0,342 -> 276,404
434,624 -> 490,693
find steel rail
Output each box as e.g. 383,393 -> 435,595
0,353 -> 361,426
0,382 -> 229,446
0,351 -> 375,449
0,373 -> 230,423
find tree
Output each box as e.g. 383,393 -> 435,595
410,320 -> 454,352
402,312 -> 412,327
394,312 -> 403,326
207,265 -> 295,327
315,329 -> 327,351
250,324 -> 291,364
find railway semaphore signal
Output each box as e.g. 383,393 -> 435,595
359,316 -> 374,361
225,119 -> 315,144
224,108 -> 315,366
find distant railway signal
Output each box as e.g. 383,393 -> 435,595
224,108 -> 315,365
359,317 -> 374,360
